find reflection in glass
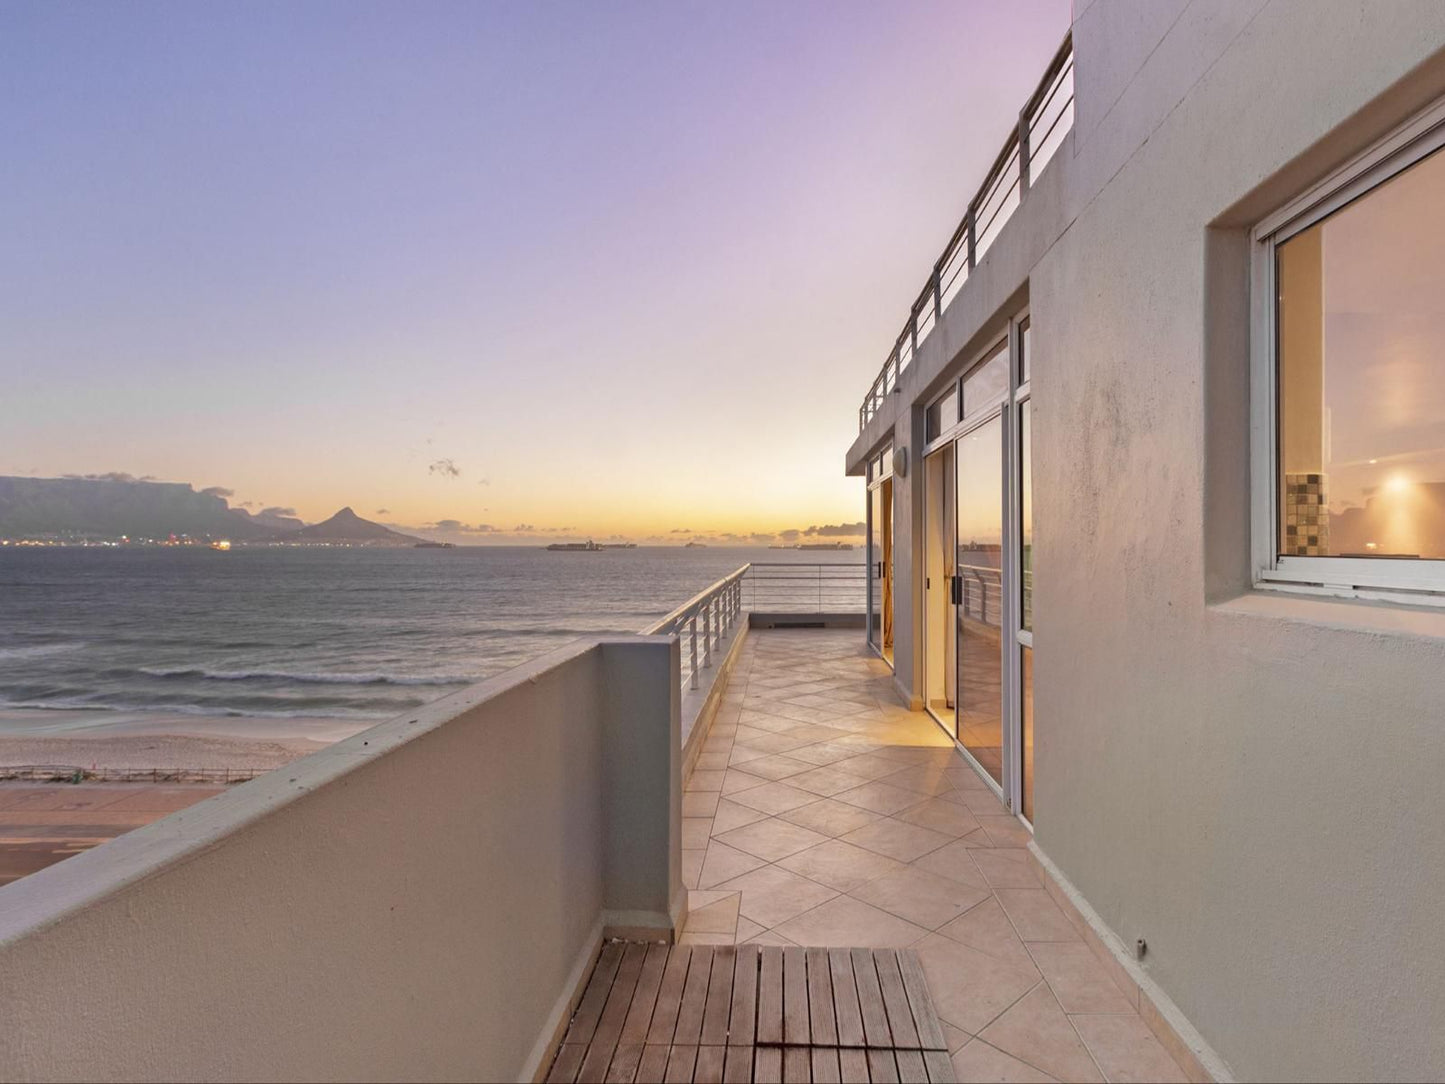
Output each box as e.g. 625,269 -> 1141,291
1277,146 -> 1445,559
1021,400 -> 1033,631
926,387 -> 959,442
1021,645 -> 1034,822
963,344 -> 1009,416
924,447 -> 956,734
956,417 -> 1003,784
1020,319 -> 1032,384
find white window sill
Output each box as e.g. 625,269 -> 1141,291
1213,588 -> 1445,642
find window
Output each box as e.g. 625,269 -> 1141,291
926,386 -> 959,442
964,343 -> 1009,416
1257,105 -> 1445,598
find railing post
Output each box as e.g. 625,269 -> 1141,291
1018,108 -> 1031,197
966,206 -> 977,269
910,308 -> 919,355
703,605 -> 713,668
932,266 -> 942,321
689,616 -> 699,690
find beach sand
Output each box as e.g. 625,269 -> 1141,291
0,709 -> 375,772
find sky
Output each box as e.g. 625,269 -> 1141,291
0,0 -> 1072,545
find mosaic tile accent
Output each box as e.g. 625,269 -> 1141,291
1283,472 -> 1329,556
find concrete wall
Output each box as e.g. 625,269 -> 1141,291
848,3 -> 1445,1079
0,637 -> 683,1083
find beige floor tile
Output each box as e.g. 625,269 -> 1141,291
715,818 -> 830,862
951,1039 -> 1058,1083
726,781 -> 818,815
718,864 -> 839,928
728,745 -> 769,765
850,865 -> 992,930
977,813 -> 1033,846
710,798 -> 770,834
682,849 -> 705,890
678,931 -> 735,945
834,780 -> 928,816
1070,1013 -> 1188,1083
779,798 -> 881,838
682,817 -> 712,850
942,1023 -> 972,1055
882,765 -> 959,797
684,769 -> 726,793
787,764 -> 879,797
777,838 -> 906,892
1027,943 -> 1134,1014
995,889 -> 1081,942
681,791 -> 720,818
732,754 -> 813,781
937,898 -> 1040,974
896,797 -> 984,837
910,840 -> 990,888
831,753 -> 916,782
841,818 -> 954,862
970,848 -> 1042,888
785,742 -> 869,767
693,751 -> 730,772
978,984 -> 1103,1083
914,933 -> 1042,1035
733,916 -> 767,943
684,891 -> 741,934
733,731 -> 812,755
773,893 -> 929,949
719,770 -> 768,796
697,841 -> 768,889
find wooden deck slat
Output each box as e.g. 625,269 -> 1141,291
811,1047 -> 841,1083
921,1049 -> 955,1084
605,1043 -> 644,1084
828,949 -> 865,1048
757,946 -> 784,1045
722,1045 -> 753,1084
580,944 -> 649,1081
700,946 -> 736,1046
636,1045 -> 672,1083
867,1048 -> 900,1084
568,943 -> 625,1046
675,947 -> 713,1046
895,951 -> 948,1053
838,1049 -> 870,1083
622,944 -> 672,1043
664,1044 -> 698,1084
754,1046 -> 782,1084
693,1045 -> 726,1084
729,945 -> 759,1047
850,948 -> 892,1049
782,1047 -> 810,1084
548,1043 -> 588,1084
872,950 -> 920,1050
563,945 -> 951,1084
805,948 -> 837,1046
647,946 -> 693,1046
781,947 -> 809,1046
894,1049 -> 928,1084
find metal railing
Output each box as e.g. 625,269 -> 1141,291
0,764 -> 266,784
957,563 -> 1003,627
859,32 -> 1074,431
745,562 -> 869,614
640,565 -> 749,692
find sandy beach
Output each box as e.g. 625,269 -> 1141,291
0,708 -> 375,772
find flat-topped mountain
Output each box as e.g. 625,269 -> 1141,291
0,475 -> 280,541
281,507 -> 424,546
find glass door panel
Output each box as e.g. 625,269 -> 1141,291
880,478 -> 893,663
869,485 -> 882,650
956,416 -> 1004,784
924,446 -> 957,735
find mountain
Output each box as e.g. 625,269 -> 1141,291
278,507 -> 425,546
0,476 -> 280,541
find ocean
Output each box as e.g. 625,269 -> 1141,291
0,546 -> 861,721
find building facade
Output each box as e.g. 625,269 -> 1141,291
850,3 -> 1445,1079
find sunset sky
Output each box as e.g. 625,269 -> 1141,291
1,0 -> 1071,544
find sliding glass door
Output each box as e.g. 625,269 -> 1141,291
955,415 -> 1005,785
867,450 -> 894,666
923,444 -> 956,733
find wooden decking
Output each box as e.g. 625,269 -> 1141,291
546,942 -> 954,1084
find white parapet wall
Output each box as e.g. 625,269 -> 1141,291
0,635 -> 683,1083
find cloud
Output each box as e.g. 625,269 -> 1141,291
778,529 -> 801,542
670,528 -> 692,534
200,486 -> 234,498
476,478 -> 491,487
375,508 -> 390,516
750,532 -> 775,544
513,523 -> 536,533
63,471 -> 156,484
805,522 -> 866,537
428,458 -> 461,479
427,520 -> 497,534
261,506 -> 297,517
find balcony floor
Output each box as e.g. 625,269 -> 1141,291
683,628 -> 1188,1084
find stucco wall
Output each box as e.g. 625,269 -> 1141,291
0,637 -> 682,1083
848,2 -> 1445,1078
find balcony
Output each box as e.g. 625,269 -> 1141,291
0,565 -> 1193,1082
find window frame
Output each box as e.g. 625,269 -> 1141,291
1251,99 -> 1445,604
